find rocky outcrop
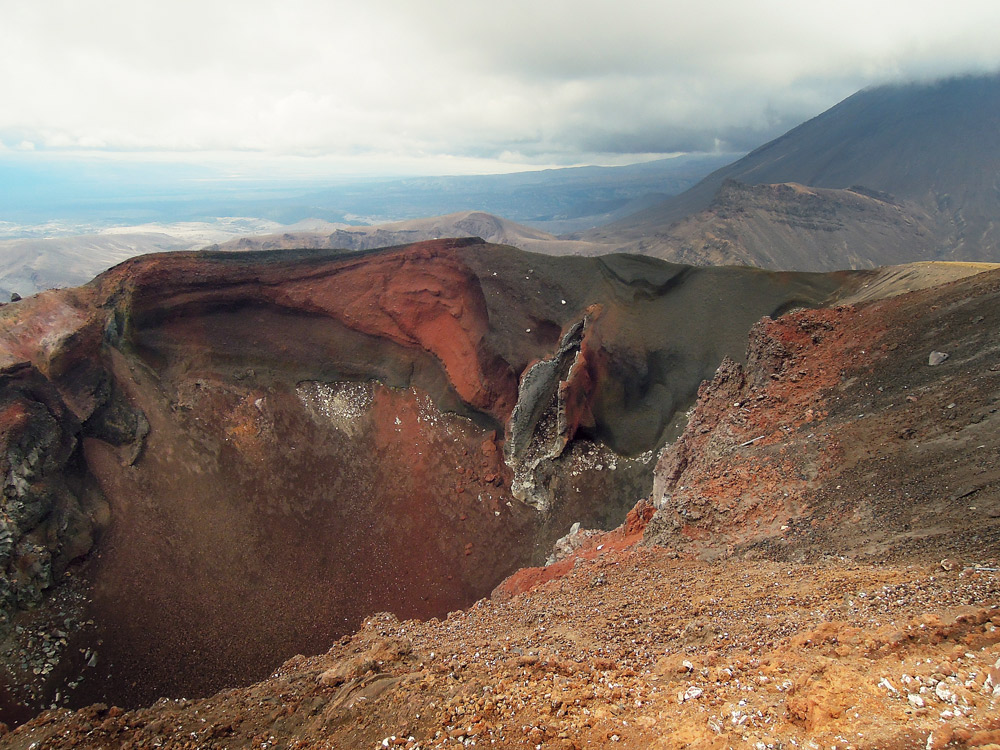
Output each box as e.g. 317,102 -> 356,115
643,303 -> 885,556
0,284 -> 148,627
644,265 -> 1000,563
504,306 -> 604,511
0,364 -> 103,615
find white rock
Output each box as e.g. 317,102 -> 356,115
935,682 -> 955,703
908,694 -> 925,708
682,686 -> 704,702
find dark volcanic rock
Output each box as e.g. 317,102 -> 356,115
0,364 -> 103,611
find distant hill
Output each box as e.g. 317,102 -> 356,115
580,73 -> 1000,269
208,211 -> 613,257
270,153 -> 738,232
619,180 -> 944,270
0,232 -> 195,300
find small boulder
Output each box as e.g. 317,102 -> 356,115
368,637 -> 411,664
928,351 -> 949,366
319,656 -> 375,687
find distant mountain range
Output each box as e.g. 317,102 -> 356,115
268,153 -> 738,233
580,73 -> 1000,270
0,153 -> 733,297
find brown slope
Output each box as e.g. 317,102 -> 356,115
3,267 -> 999,750
616,180 -> 946,271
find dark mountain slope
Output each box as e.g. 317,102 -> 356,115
582,73 -> 1000,266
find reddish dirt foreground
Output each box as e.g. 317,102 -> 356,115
2,550 -> 998,750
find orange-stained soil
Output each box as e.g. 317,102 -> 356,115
4,552 -> 998,750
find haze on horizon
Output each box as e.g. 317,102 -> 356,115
2,0 -> 1000,182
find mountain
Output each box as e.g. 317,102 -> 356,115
580,73 -> 1000,269
619,180 -> 946,270
1,247 -> 997,748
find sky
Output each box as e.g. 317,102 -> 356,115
2,0 -> 1000,178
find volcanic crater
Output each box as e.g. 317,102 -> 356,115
0,237 -> 874,723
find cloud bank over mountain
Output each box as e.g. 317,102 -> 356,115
3,1 -> 1000,173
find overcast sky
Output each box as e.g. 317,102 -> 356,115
2,0 -> 1000,176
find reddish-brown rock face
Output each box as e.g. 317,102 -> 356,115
0,238 -> 856,722
115,241 -> 519,423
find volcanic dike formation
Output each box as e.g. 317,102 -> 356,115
0,238 -> 858,722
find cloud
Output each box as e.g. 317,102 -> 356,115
2,0 -> 1000,172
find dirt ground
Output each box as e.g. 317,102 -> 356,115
2,550 -> 998,749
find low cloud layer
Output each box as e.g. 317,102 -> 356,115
2,0 -> 1000,173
